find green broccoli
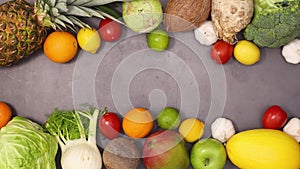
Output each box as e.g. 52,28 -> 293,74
244,0 -> 300,48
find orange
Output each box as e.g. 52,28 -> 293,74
0,101 -> 12,128
43,31 -> 78,63
122,107 -> 154,138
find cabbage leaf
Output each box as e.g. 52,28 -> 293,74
0,116 -> 58,169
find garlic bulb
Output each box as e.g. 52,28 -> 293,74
211,118 -> 236,143
282,39 -> 300,64
194,21 -> 218,46
283,118 -> 300,142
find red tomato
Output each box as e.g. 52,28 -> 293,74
262,105 -> 288,129
99,18 -> 122,42
99,112 -> 121,139
210,40 -> 234,64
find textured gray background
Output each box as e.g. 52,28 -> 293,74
1,0 -> 299,168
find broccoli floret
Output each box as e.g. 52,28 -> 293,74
244,0 -> 300,48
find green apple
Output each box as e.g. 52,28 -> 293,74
146,29 -> 170,52
190,138 -> 226,169
156,107 -> 181,129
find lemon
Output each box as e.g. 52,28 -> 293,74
77,27 -> 101,54
234,40 -> 260,65
179,118 -> 205,143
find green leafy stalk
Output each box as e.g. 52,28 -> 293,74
45,106 -> 104,150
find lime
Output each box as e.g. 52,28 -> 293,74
179,118 -> 205,143
156,107 -> 181,129
77,27 -> 101,54
146,29 -> 170,52
234,40 -> 260,65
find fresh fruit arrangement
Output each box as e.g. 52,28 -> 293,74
0,0 -> 129,66
0,0 -> 298,66
1,0 -> 300,168
1,101 -> 299,169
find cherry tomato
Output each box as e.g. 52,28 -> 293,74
210,40 -> 234,64
99,18 -> 122,42
262,105 -> 288,129
99,112 -> 121,139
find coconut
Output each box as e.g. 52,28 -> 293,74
164,0 -> 211,32
103,137 -> 140,169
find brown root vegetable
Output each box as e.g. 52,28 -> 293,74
164,0 -> 211,32
103,137 -> 140,169
211,0 -> 254,44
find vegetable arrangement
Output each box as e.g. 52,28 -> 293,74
0,0 -> 130,66
1,0 -> 300,168
0,0 -> 299,65
1,101 -> 299,169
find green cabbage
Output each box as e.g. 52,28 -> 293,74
122,0 -> 163,33
0,116 -> 58,169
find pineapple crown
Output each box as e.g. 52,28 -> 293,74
34,0 -> 130,31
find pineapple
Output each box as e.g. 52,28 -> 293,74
0,0 -> 128,66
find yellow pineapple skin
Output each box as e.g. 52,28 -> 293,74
0,0 -> 46,66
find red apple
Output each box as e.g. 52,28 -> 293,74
142,130 -> 189,169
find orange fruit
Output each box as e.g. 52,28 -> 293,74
0,101 -> 12,128
43,31 -> 78,63
122,107 -> 154,138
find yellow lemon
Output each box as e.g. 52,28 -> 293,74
179,118 -> 205,143
234,40 -> 260,65
77,27 -> 101,54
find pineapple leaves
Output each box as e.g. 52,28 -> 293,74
51,8 -> 60,17
54,15 -> 77,31
65,5 -> 107,19
66,5 -> 92,17
67,16 -> 91,28
45,0 -> 56,7
78,6 -> 105,18
54,18 -> 67,30
57,15 -> 75,28
56,2 -> 68,13
36,0 -> 130,31
84,0 -> 131,7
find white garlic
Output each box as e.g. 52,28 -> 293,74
283,117 -> 300,142
211,118 -> 236,143
194,21 -> 218,46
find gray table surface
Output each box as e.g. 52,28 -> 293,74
1,0 -> 299,168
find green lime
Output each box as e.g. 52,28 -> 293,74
157,107 -> 181,129
146,29 -> 170,52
